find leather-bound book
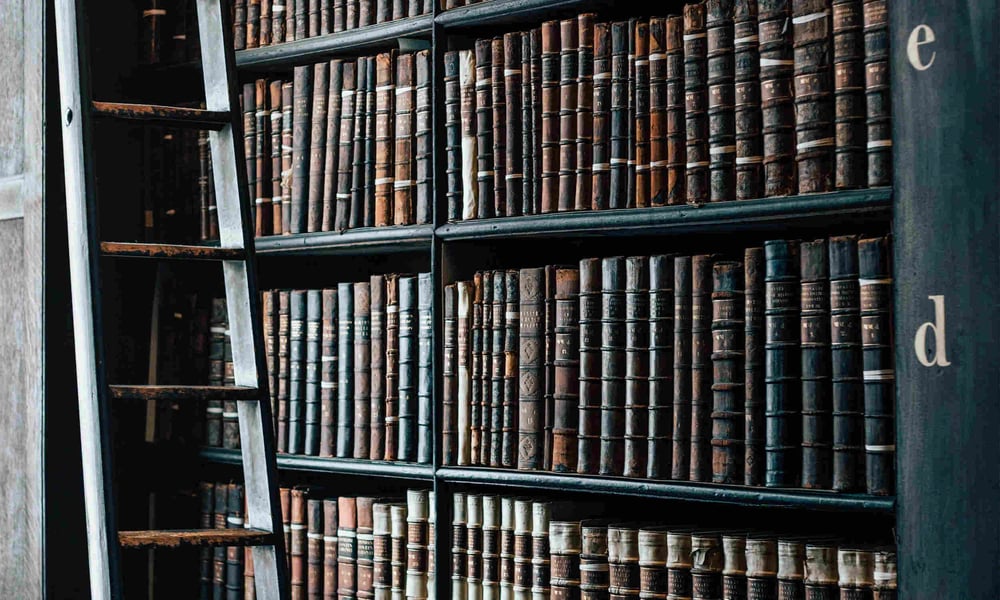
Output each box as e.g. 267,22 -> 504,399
335,62 -> 357,231
320,288 -> 338,457
803,543 -> 837,600
691,532 -> 723,600
667,530 -> 693,600
665,16 -> 687,205
648,18 -> 668,206
357,498 -> 376,600
690,255 -> 714,481
332,0 -> 345,32
458,282 -> 473,466
744,248 -> 766,485
246,500 -> 257,600
544,266 -> 558,471
475,40 -> 496,219
647,255 -> 674,479
838,548 -> 874,600
608,525 -> 640,600
684,3 -> 710,204
551,521 -> 582,600
392,54 -> 416,225
519,268 -> 545,470
734,0 -> 763,200
418,273 -> 434,464
248,0 -> 260,48
445,51 -> 463,222
226,484 -> 245,600
480,272 -> 494,466
307,0 -> 320,36
282,79 -> 295,233
558,19 -> 579,212
467,495 -> 484,600
828,235 -> 863,492
490,271 -> 506,467
777,539 -> 804,600
502,272 -> 520,467
271,0 -> 286,43
284,0 -> 295,42
471,274 -> 484,465
758,0 -> 796,196
346,0 -> 359,29
294,0 -> 308,38
800,239 -> 832,489
863,0 -> 890,186
291,65 -> 313,234
499,498 -> 515,600
459,50 -> 479,220
672,256 -> 693,480
264,291 -> 278,438
531,29 -> 544,214
723,535 -> 748,600
350,57 -> 370,229
872,550 -> 895,600
707,0 -> 737,202
140,0 -> 165,64
398,275 -> 418,462
764,240 -> 801,487
385,275 -> 400,462
532,503 -> 552,600
624,257 -> 650,478
266,80 -> 282,235
353,283 -> 372,459
289,290 -> 308,454
608,21 -> 629,210
832,0 -> 866,188
243,83 -> 258,234
711,260 -> 746,484
504,33 -> 524,217
492,38 -> 509,219
281,488 -> 292,569
309,61 -> 330,232
540,21 -> 561,214
324,500 -> 339,600
600,257 -> 627,477
374,503 -> 392,600
444,284 -> 458,465
512,499 -> 533,600
309,500 -> 326,600
321,62 -> 341,228
207,299 -> 226,447
521,31 -> 536,215
627,18 -> 637,206
429,495 -> 438,599
577,258 -> 602,475
375,0 -> 389,22
591,21 -> 612,211
580,522 -> 610,600
198,131 -> 212,240
390,0 -> 402,20
234,0 -> 247,50
255,79 -> 273,236
481,496 -> 500,600
859,235 -> 894,495
633,20 -> 651,207
574,14 -> 595,212
224,329 -> 240,448
306,290 -> 323,455
359,0 -> 373,26
277,293 -> 290,451
291,489 -> 307,600
415,50 -> 432,224
638,528 -> 667,600
792,0 -> 835,193
371,276 -> 387,460
451,494 -> 468,600
375,51 -> 396,227
745,536 -> 777,600
553,267 -> 581,473
338,498 -> 358,600
200,483 -> 215,598
390,504 -> 407,600
337,282 -> 356,458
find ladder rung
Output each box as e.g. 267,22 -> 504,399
119,529 -> 275,550
100,242 -> 246,261
91,101 -> 231,130
109,385 -> 260,402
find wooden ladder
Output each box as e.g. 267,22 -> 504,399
53,1 -> 289,598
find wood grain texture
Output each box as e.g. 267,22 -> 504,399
118,528 -> 275,550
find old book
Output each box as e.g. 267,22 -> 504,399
691,532 -> 723,600
309,500 -> 326,600
863,0 -> 890,186
277,293 -> 290,451
745,536 -> 778,600
450,494 -> 467,600
445,51 -> 463,222
638,527 -> 667,600
764,240 -> 801,487
624,257 -> 650,478
206,299 -> 226,446
591,21 -> 611,211
744,247 -> 766,486
832,0 -> 866,188
263,301 -> 278,441
648,18 -> 668,206
309,61 -> 330,232
800,240 -> 832,489
284,0 -> 295,43
198,131 -> 213,240
543,266 -> 557,471
581,522 -> 610,600
518,267 -> 545,471
722,535 -> 747,600
291,489 -> 307,600
428,494 -> 437,600
226,484 -> 245,600
734,0 -> 764,200
243,83 -> 257,236
418,274 -> 434,464
332,0 -> 345,32
577,258 -> 602,475
712,260 -> 746,484
415,50 -> 432,224
672,256 -> 693,480
707,0 -> 737,202
320,288 -> 338,457
466,495 -> 483,600
539,21 -> 560,214
255,80 -> 273,236
684,3 -> 710,204
199,484 -> 215,597
350,57 -> 370,229
339,498 -> 358,599
502,272 -> 520,467
498,498 -> 515,600
385,275 -> 400,461
492,38 -> 509,219
370,277 -> 387,460
553,267 -> 581,473
390,504 -> 408,600
550,521 -> 582,600
873,549 -> 896,600
245,501 -> 257,600
346,0 -> 359,29
321,61 -> 344,230
802,543 -> 837,599
512,500 -> 532,599
556,19 -> 579,212
282,80 -> 295,233
608,21 -> 629,210
281,488 -> 292,570
475,40 -> 496,219
291,66 -> 313,234
357,498 -> 376,600
504,33 -> 524,217
531,503 -> 551,599
270,81 -> 285,235
599,257 -> 627,476
521,31 -> 536,215
353,283 -> 372,459
489,272 -> 505,467
375,52 -> 396,227
480,272 -> 494,466
443,284 -> 458,466
307,0 -> 320,35
470,274 -> 484,465
571,15 -> 595,212
294,0 -> 308,38
667,531 -> 693,600
374,503 -> 392,600
828,235 -> 864,492
608,525 -> 639,599
838,548 -> 874,600
337,282 -> 355,458
359,0 -> 373,26
647,255 -> 674,479
531,29 -> 543,214
758,0 -> 796,196
398,276 -> 417,462
457,282 -> 473,466
392,54 -> 416,225
690,255 -> 714,481
859,235 -> 894,496
665,16 -> 687,205
376,0 -> 390,22
634,20 -> 651,207
234,0 -> 247,50
289,290 -> 307,454
335,63 -> 358,231
459,50 -> 479,220
776,541 -> 804,599
247,0 -> 261,47
481,496 -> 500,599
305,290 -> 323,455
792,0 -> 835,193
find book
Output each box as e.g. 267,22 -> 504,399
207,298 -> 226,447
320,60 -> 340,231
543,266 -> 558,471
289,290 -> 307,454
443,284 -> 458,466
665,15 -> 687,205
691,254 -> 715,482
624,257 -> 650,478
609,21 -> 629,210
490,271 -> 505,467
291,488 -> 307,600
576,14 -> 595,212
734,0 -> 764,200
627,18 -> 638,207
270,80 -> 285,234
481,496 -> 500,599
744,248 -> 766,486
837,548 -> 874,600
395,53 -> 416,226
522,31 -> 536,215
553,267 -> 581,473
513,499 -> 533,599
558,18 -> 579,212
776,539 -> 805,600
391,504 -> 408,600
234,0 -> 248,50
281,487 -> 292,563
375,51 -> 396,227
502,271 -> 520,467
684,3 -> 710,204
337,282 -> 355,458
309,500 -> 326,599
350,57 -> 369,229
745,536 -> 778,600
470,273 -> 483,464
707,0 -> 737,202
199,483 -> 214,598
608,525 -> 639,598
294,0 -> 307,38
309,60 -> 330,232
499,497 -> 515,600
580,521 -> 610,600
415,50 -> 432,224
551,521 -> 582,599
577,258 -> 602,475
398,275 -> 417,462
479,272 -> 493,466
803,543 -> 838,599
649,18 -> 668,206
764,240 -> 801,487
306,289 -> 323,455
672,256 -> 693,480
385,275 -> 400,461
358,498 -> 376,600
758,0 -> 796,196
320,288 -> 338,457
859,235 -> 894,496
445,51 -> 463,222
531,29 -> 543,215
417,273 -> 434,464
371,276 -> 387,460
832,0 -> 866,189
492,38 -> 508,218
531,502 -> 551,599
667,530 -> 693,600
354,283 -> 372,459
792,0 -> 835,193
722,534 -> 747,600
277,292 -> 291,451
282,79 -> 295,233
712,260 -> 746,485
475,40 -> 496,219
518,267 -> 545,471
335,63 -> 357,231
873,549 -> 896,600
862,0 -> 890,186
227,484 -> 246,599
599,257 -> 626,477
540,21 -> 561,214
800,240 -> 832,489
374,502 -> 392,600
505,33 -> 525,217
291,65 -> 313,234
648,255 -> 674,479
457,282 -> 473,466
691,532 -> 723,600
451,494 -> 467,600
466,495 -> 483,600
591,21 -> 611,211
254,79 -> 273,236
459,50 -> 479,220
639,527 -> 668,599
339,497 -> 358,599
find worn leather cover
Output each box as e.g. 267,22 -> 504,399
711,260 -> 746,485
862,0 -> 890,187
792,0 -> 835,193
828,235 -> 863,492
336,282 -> 355,458
758,0 -> 796,197
800,240 -> 832,489
647,255 -> 674,479
734,0 -> 764,200
624,257 -> 650,478
764,240 -> 801,487
859,235 -> 894,495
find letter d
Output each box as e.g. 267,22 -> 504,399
914,295 -> 951,367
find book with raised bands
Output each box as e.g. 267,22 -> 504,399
800,239 -> 833,489
577,258 -> 602,475
829,235 -> 864,492
734,0 -> 764,200
684,3 -> 710,204
690,254 -> 714,482
553,267 -> 580,473
540,21 -> 561,214
859,234 -> 894,496
354,283 -> 372,459
744,248 -> 766,486
792,0 -> 835,193
758,0 -> 796,196
711,260 -> 746,485
648,255 -> 674,479
672,256 -> 693,480
624,257 -> 650,478
518,267 -> 545,471
599,257 -> 626,477
558,18 -> 579,212
764,240 -> 801,487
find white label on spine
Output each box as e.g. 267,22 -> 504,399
394,180 -> 414,188
376,178 -> 394,186
859,278 -> 893,285
649,53 -> 667,61
592,163 -> 610,171
504,69 -> 522,76
868,139 -> 893,148
272,5 -> 286,12
650,160 -> 669,167
396,85 -> 414,95
797,138 -> 835,150
683,33 -> 707,41
594,72 -> 612,80
206,407 -> 224,415
291,523 -> 306,531
308,533 -> 324,540
792,10 -> 830,25
223,412 -> 239,419
377,85 -> 395,93
686,161 -> 710,168
865,444 -> 896,452
760,58 -> 794,66
228,517 -> 245,526
710,145 -> 737,155
735,35 -> 760,44
863,369 -> 896,381
736,156 -> 764,165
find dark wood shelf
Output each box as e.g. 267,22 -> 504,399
437,188 -> 892,242
200,447 -> 435,481
436,467 -> 896,514
235,16 -> 434,71
253,224 -> 434,256
436,0 -> 614,29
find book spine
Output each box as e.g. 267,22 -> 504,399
505,33 -> 525,217
255,79 -> 273,236
375,51 -> 396,227
337,282 -> 356,458
665,16 -> 687,206
371,276 -> 387,460
333,0 -> 345,32
467,495 -> 483,600
457,282 -> 473,466
272,0 -> 286,43
289,290 -> 307,454
444,284 -> 459,466
198,131 -> 212,240
360,0 -> 374,27
243,83 -> 257,235
690,254 -> 714,481
499,498 -> 515,600
639,528 -> 668,600
351,57 -> 370,228
627,18 -> 637,207
320,288 -> 338,457
226,484 -> 245,600
800,239 -> 832,489
306,290 -> 323,455
374,503 -> 392,600
609,21 -> 629,210
309,500 -> 326,600
502,272 -> 520,467
863,0 -> 890,187
591,21 -> 611,211
418,273 -> 434,464
320,0 -> 332,35
234,0 -> 248,50
291,66 -> 313,234
357,498 -> 376,600
828,235 -> 863,492
307,0 -> 320,36
492,38 -> 509,219
513,500 -> 533,600
540,21 -> 560,214
336,63 -> 357,231
294,0 -> 308,38
859,235 -> 894,496
553,267 -> 581,474
712,260 -> 746,485
277,292 -> 290,451
270,80 -> 285,235
734,0 -> 764,200
459,50 -> 479,221
557,19 -> 579,212
600,257 -> 626,477
722,535 -> 747,600
832,0 -> 866,189
224,313 -> 239,448
291,489 -> 307,600
445,51 -> 463,222
199,485 -> 215,596
415,50 -> 433,224
521,31 -> 535,216
634,20 -> 651,207
624,257 -> 650,478
648,18 -> 668,207
451,494 -> 468,600
482,496 -> 500,600
550,521 -> 582,600
803,544 -> 837,600
684,3 -> 710,204
744,247 -> 766,486
531,29 -> 543,215
873,550 -> 896,600
475,40 -> 496,219
667,532 -> 693,600
285,0 -> 295,43
245,497 -> 256,600
282,80 -> 295,233
354,283 -> 372,459
479,272 -> 494,466
764,240 -> 801,487
581,523 -> 609,600
471,274 -> 483,465
608,526 -> 639,600
792,0 -> 835,193
647,255 -> 675,479
745,537 -> 778,600
707,0 -> 737,202
672,256 -> 693,480
758,0 -> 796,196
346,0 -> 359,30
247,0 -> 261,48
691,533 -> 722,600
531,503 -> 551,600
391,505 -> 408,600
384,275 -> 400,462
376,0 -> 390,23
309,61 -> 330,232
576,258 -> 602,475
398,276 -> 417,461
490,272 -> 505,467
543,266 -> 557,471
207,299 -> 226,446
837,548 -> 875,600
339,497 -> 358,599
518,267 -> 545,471
281,488 -> 292,572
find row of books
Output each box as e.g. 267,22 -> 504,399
441,234 -> 895,495
198,483 -> 435,599
443,1 -> 892,221
451,493 -> 898,600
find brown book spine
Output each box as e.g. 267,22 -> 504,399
207,299 -> 225,447
558,19 -> 579,212
609,21 -> 629,210
255,79 -> 273,236
608,526 -> 639,600
356,498 -> 375,600
591,21 -> 611,211
684,3 -> 710,204
263,290 -> 279,446
859,235 -> 894,496
649,19 -> 668,207
734,0 -> 764,200
490,272 -> 507,467
335,63 -> 357,231
443,284 -> 459,466
445,51 -> 463,222
390,505 -> 407,600
723,535 -> 748,600
374,503 -> 392,600
295,0 -> 309,38
492,39 -> 509,219
759,0 -> 796,196
459,50 -> 479,221
306,290 -> 323,455
803,544 -> 837,600
475,41 -> 496,219
504,33 -> 525,217
599,257 -> 626,477
691,533 -> 723,600
518,268 -> 545,470
502,272 -> 520,467
370,276 -> 387,460
272,0 -> 287,43
832,0 -> 866,188
338,497 -> 358,599
457,282 -> 473,466
375,51 -> 396,227
712,260 -> 746,484
792,0 -> 835,193
572,15 -> 595,213
744,248 -> 766,486
624,257 -> 650,479
634,20 -> 652,207
384,275 -> 400,461
553,267 -> 581,473
707,0 -> 737,202
639,528 -> 668,600
336,284 -> 355,458
577,258 -> 602,475
346,0 -> 359,29
829,235 -> 864,492
288,290 -> 305,454
285,0 -> 296,42
837,548 -> 875,600
270,80 -> 285,235
543,266 -> 558,471
332,0 -> 345,32
291,66 -> 313,234
482,496 -> 500,599
521,31 -> 536,215
647,256 -> 674,479
320,288 -> 338,457
260,0 -> 273,46
765,240 -> 802,488
672,257 -> 693,480
291,489 -> 307,600
243,83 -> 258,234
309,61 -> 330,232
365,56 -> 379,228
800,240 -> 832,489
465,496 -> 483,599
376,0 -> 390,23
581,522 -> 610,600
350,57 -> 369,229
353,283 -> 372,459
227,485 -> 246,600
198,131 -> 212,240
234,0 -> 248,50
479,272 -> 494,466
277,293 -> 290,451
531,29 -> 543,214
665,16 -> 687,205
360,0 -> 374,26
746,537 -> 778,600
470,274 -> 483,465
309,500 -> 326,600
690,255 -> 714,481
415,50 -> 433,224
627,18 -> 637,206
248,0 -> 261,49
863,0 -> 890,186
540,21 -> 561,214
498,498 -> 515,600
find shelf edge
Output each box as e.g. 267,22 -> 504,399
253,224 -> 434,256
200,447 -> 436,480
